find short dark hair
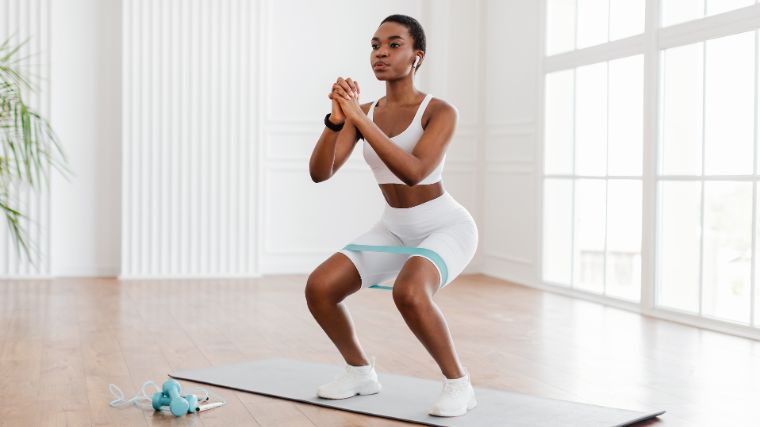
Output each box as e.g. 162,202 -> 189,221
380,14 -> 426,71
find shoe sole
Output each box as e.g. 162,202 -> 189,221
317,380 -> 382,400
429,395 -> 478,417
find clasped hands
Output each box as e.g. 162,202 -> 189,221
327,77 -> 365,125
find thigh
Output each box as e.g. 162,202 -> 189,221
307,251 -> 363,302
415,218 -> 479,289
339,221 -> 410,289
393,255 -> 442,299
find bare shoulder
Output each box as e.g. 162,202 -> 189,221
423,97 -> 458,128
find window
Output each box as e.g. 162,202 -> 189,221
542,55 -> 644,301
546,0 -> 646,55
658,30 -> 757,324
543,1 -> 760,335
662,0 -> 758,27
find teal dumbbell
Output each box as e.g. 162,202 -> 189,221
151,379 -> 199,416
152,391 -> 199,416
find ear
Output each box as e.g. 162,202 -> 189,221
413,52 -> 424,69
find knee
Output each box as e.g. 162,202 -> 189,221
392,285 -> 428,310
305,273 -> 341,306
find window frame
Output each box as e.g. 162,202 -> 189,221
538,0 -> 760,341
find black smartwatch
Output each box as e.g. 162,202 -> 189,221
324,113 -> 345,131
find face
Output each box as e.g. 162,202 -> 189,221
370,22 -> 421,81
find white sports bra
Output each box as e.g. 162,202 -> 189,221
363,93 -> 445,185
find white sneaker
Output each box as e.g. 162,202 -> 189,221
428,368 -> 477,417
317,355 -> 382,399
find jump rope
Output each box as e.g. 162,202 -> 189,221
108,378 -> 227,417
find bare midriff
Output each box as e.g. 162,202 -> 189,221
379,181 -> 444,208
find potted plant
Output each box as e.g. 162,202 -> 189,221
1,35 -> 71,267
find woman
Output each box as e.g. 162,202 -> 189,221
305,14 -> 478,417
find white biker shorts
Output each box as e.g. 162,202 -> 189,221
338,191 -> 478,290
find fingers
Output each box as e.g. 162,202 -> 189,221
345,78 -> 359,97
330,77 -> 360,106
332,84 -> 352,101
335,77 -> 358,99
332,79 -> 352,100
337,79 -> 354,98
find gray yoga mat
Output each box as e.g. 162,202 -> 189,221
169,358 -> 665,427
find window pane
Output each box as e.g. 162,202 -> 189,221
657,181 -> 700,313
608,55 -> 643,176
546,0 -> 576,55
706,0 -> 754,17
543,179 -> 573,285
609,0 -> 644,41
660,43 -> 703,175
606,180 -> 642,301
704,31 -> 755,175
545,70 -> 575,175
663,0 -> 753,26
703,182 -> 752,324
577,0 -> 609,49
574,179 -> 606,293
661,0 -> 704,27
575,62 -> 607,176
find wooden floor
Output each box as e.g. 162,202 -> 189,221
1,274 -> 758,426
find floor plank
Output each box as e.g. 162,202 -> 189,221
0,275 -> 758,426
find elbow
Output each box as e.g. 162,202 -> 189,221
310,170 -> 330,183
311,174 -> 328,183
401,162 -> 425,186
403,167 -> 427,187
401,173 -> 421,187
309,163 -> 333,183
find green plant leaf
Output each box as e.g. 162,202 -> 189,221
0,34 -> 70,265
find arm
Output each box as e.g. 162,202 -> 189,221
309,77 -> 364,182
350,100 -> 457,186
309,123 -> 339,183
308,103 -> 371,182
330,103 -> 372,177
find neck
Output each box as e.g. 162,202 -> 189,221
383,76 -> 420,105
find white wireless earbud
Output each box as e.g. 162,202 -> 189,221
413,56 -> 420,68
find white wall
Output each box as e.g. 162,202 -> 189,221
50,0 -> 122,277
1,0 -> 541,283
259,0 -> 482,277
0,0 -> 121,278
478,0 -> 542,288
121,0 -> 259,278
119,0 -> 485,279
261,0 -> 428,275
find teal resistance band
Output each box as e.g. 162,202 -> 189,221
342,244 -> 448,290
